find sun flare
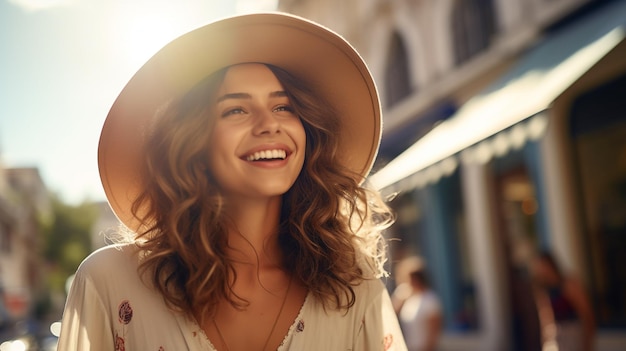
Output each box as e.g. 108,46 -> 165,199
123,15 -> 177,65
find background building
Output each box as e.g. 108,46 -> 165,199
279,0 -> 626,350
0,166 -> 51,343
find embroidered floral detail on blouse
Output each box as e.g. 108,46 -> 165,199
115,332 -> 125,351
383,334 -> 393,350
296,319 -> 305,332
118,300 -> 133,324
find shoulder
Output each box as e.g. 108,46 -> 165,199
423,290 -> 443,310
424,289 -> 440,301
78,243 -> 140,271
562,276 -> 591,305
309,278 -> 389,313
68,243 -> 161,314
73,243 -> 143,289
353,277 -> 390,305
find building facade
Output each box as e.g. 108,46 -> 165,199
279,0 -> 626,350
0,166 -> 51,332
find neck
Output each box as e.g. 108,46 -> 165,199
223,195 -> 283,268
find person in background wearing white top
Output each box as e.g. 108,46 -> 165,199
396,267 -> 442,351
56,12 -> 407,351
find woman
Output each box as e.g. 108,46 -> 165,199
57,13 -> 407,351
392,259 -> 442,351
531,251 -> 596,351
397,269 -> 442,351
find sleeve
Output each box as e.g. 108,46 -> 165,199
355,281 -> 408,351
418,292 -> 442,319
56,268 -> 115,351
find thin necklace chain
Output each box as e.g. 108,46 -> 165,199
213,275 -> 294,351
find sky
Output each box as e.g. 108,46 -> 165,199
0,0 -> 278,205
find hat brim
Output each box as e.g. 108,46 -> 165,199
99,12 -> 382,229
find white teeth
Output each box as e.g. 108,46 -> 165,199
246,149 -> 287,161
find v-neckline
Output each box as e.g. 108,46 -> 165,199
186,291 -> 312,351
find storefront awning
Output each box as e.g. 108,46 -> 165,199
370,1 -> 626,193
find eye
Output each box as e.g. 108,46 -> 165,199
273,104 -> 295,114
221,107 -> 246,118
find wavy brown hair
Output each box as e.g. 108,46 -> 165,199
129,64 -> 394,322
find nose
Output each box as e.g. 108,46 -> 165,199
252,109 -> 280,135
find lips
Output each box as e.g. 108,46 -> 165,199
244,148 -> 289,162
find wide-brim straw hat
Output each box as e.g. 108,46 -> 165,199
99,12 -> 382,230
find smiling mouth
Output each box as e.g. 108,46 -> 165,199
245,149 -> 288,161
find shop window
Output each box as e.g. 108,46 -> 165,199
493,150 -> 544,265
570,73 -> 626,328
387,170 -> 478,332
492,147 -> 544,350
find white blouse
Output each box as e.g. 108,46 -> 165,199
57,244 -> 407,351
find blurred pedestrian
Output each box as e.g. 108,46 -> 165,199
531,250 -> 596,351
56,12 -> 407,351
394,260 -> 442,351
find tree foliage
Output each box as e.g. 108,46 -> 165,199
40,196 -> 97,293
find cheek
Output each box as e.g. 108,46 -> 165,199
207,126 -> 231,170
291,120 -> 307,150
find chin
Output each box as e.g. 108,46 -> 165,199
261,186 -> 294,197
259,178 -> 298,193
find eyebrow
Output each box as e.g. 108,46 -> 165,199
216,91 -> 287,103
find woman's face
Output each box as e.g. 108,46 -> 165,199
208,63 -> 306,201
